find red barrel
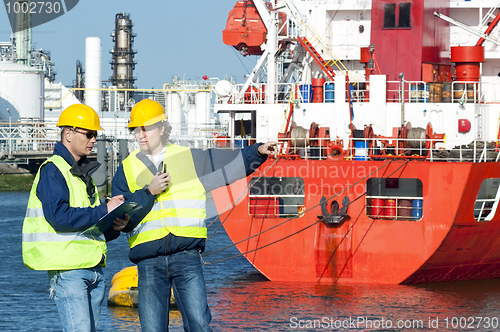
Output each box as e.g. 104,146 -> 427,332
312,78 -> 326,103
371,198 -> 385,218
384,199 -> 397,218
398,199 -> 412,218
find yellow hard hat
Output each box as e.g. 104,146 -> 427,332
128,99 -> 167,128
57,104 -> 104,131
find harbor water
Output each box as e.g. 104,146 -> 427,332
2,191 -> 500,331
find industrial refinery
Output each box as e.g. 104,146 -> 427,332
109,13 -> 136,111
0,10 -> 225,178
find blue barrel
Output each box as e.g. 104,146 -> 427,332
410,84 -> 417,103
411,199 -> 423,219
418,83 -> 425,103
325,83 -> 335,103
354,141 -> 368,160
300,84 -> 311,103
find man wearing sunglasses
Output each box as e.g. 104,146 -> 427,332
112,99 -> 278,331
22,104 -> 129,331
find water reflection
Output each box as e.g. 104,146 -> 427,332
3,191 -> 500,331
210,278 -> 500,331
105,306 -> 184,331
106,306 -> 140,330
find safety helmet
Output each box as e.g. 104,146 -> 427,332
56,104 -> 104,131
128,99 -> 167,128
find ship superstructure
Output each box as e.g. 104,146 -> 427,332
209,0 -> 500,284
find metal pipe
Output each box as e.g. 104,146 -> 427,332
399,73 -> 405,126
7,108 -> 11,156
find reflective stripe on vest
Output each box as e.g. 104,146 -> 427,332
23,206 -> 105,242
122,145 -> 207,248
22,155 -> 106,270
23,231 -> 105,243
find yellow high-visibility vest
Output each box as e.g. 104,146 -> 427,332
22,155 -> 106,270
122,144 -> 207,248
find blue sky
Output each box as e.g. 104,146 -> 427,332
0,0 -> 259,88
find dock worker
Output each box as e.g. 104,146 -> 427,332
111,98 -> 278,331
22,104 -> 129,332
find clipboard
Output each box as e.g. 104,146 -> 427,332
94,201 -> 142,233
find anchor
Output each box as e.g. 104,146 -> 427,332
318,195 -> 350,225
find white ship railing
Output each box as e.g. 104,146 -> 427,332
366,195 -> 499,222
248,195 -> 306,218
299,0 -> 371,5
224,136 -> 500,163
0,122 -> 58,159
6,134 -> 490,163
216,80 -> 500,105
475,198 -> 498,221
167,122 -> 229,149
365,196 -> 423,220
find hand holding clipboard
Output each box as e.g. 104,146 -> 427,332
95,201 -> 141,233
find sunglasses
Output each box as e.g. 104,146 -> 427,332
130,125 -> 159,134
72,128 -> 98,139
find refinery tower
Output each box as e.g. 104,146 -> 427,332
110,13 -> 136,110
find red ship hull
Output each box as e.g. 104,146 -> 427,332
213,159 -> 500,284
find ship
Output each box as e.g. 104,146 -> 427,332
208,0 -> 500,284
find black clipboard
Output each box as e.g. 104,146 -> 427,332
94,201 -> 141,233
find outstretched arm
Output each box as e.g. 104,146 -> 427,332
257,141 -> 279,158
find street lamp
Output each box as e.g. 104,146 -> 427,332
6,108 -> 11,156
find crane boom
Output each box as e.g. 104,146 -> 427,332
434,11 -> 500,47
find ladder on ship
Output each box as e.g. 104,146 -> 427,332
236,0 -> 351,102
297,36 -> 336,81
282,0 -> 349,80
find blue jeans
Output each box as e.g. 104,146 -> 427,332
48,266 -> 106,332
137,250 -> 212,332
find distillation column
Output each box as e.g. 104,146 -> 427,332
110,13 -> 136,111
75,60 -> 84,103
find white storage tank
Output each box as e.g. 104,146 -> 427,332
85,37 -> 102,113
0,62 -> 44,122
195,90 -> 211,127
166,91 -> 182,131
187,103 -> 197,128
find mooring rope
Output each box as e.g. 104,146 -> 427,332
205,156 -> 280,242
407,127 -> 426,149
290,126 -> 309,148
202,159 -> 396,266
316,160 -> 410,283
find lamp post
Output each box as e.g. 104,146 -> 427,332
6,108 -> 11,156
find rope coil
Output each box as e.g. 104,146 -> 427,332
407,127 -> 425,148
290,126 -> 309,148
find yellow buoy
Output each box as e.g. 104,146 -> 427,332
108,266 -> 138,307
108,266 -> 176,308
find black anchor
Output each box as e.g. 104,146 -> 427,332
318,195 -> 350,225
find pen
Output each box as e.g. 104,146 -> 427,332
107,196 -> 126,201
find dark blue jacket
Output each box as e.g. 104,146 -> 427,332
36,142 -> 119,242
112,143 -> 268,264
